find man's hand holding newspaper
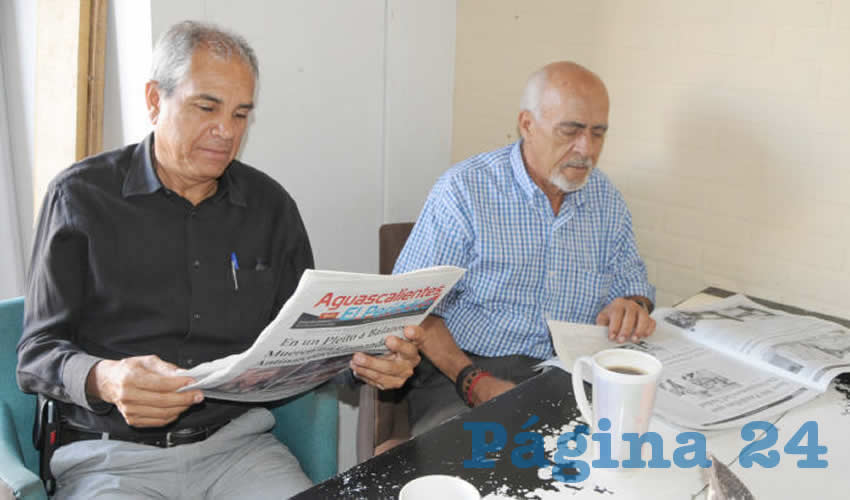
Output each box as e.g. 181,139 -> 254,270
350,329 -> 421,390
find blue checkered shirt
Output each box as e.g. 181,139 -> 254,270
393,141 -> 654,359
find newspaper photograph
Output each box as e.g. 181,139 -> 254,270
664,294 -> 850,390
179,265 -> 465,402
631,325 -> 816,429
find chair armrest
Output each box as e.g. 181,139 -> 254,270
0,403 -> 46,500
356,385 -> 410,462
356,385 -> 378,463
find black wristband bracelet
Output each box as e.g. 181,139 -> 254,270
455,364 -> 477,403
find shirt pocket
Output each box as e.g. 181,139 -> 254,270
474,235 -> 542,299
232,267 -> 278,325
205,266 -> 278,352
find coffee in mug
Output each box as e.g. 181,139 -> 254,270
571,348 -> 663,468
604,365 -> 648,376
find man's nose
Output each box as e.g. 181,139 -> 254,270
573,130 -> 591,155
212,120 -> 235,140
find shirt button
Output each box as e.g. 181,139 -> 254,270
193,313 -> 201,320
185,358 -> 195,366
193,259 -> 200,269
190,210 -> 197,218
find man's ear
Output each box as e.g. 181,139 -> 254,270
145,81 -> 161,125
517,110 -> 534,141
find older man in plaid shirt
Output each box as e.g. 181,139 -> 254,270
396,61 -> 656,434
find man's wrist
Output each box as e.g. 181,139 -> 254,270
83,359 -> 117,413
85,360 -> 108,401
628,296 -> 654,314
454,364 -> 492,407
440,351 -> 474,382
454,364 -> 477,399
68,354 -> 112,413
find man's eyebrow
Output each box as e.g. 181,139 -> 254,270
556,121 -> 609,131
196,94 -> 223,104
195,94 -> 254,110
558,121 -> 587,129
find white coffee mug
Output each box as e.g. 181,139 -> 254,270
399,475 -> 480,500
571,348 -> 662,464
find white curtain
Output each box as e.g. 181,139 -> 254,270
0,53 -> 26,300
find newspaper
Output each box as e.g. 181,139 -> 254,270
179,265 -> 465,402
549,294 -> 850,429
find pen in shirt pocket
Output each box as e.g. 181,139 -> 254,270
230,252 -> 240,291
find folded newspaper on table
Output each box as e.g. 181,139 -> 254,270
550,294 -> 850,429
179,265 -> 465,402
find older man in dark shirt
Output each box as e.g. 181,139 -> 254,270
17,21 -> 419,499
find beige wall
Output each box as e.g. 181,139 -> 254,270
34,0 -> 83,220
453,0 -> 850,316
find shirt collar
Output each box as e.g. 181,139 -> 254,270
509,141 -> 539,202
122,133 -> 161,197
509,140 -> 588,211
122,133 -> 247,207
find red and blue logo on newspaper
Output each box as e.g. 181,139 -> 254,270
291,286 -> 446,328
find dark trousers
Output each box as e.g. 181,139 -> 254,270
406,352 -> 541,435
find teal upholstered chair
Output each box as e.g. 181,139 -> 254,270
0,297 -> 44,500
0,296 -> 337,499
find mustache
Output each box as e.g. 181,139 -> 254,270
561,157 -> 594,169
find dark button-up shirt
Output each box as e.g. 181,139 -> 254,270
17,133 -> 314,438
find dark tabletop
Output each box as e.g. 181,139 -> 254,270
293,368 -> 586,499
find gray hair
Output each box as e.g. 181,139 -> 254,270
519,66 -> 548,120
150,21 -> 259,97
